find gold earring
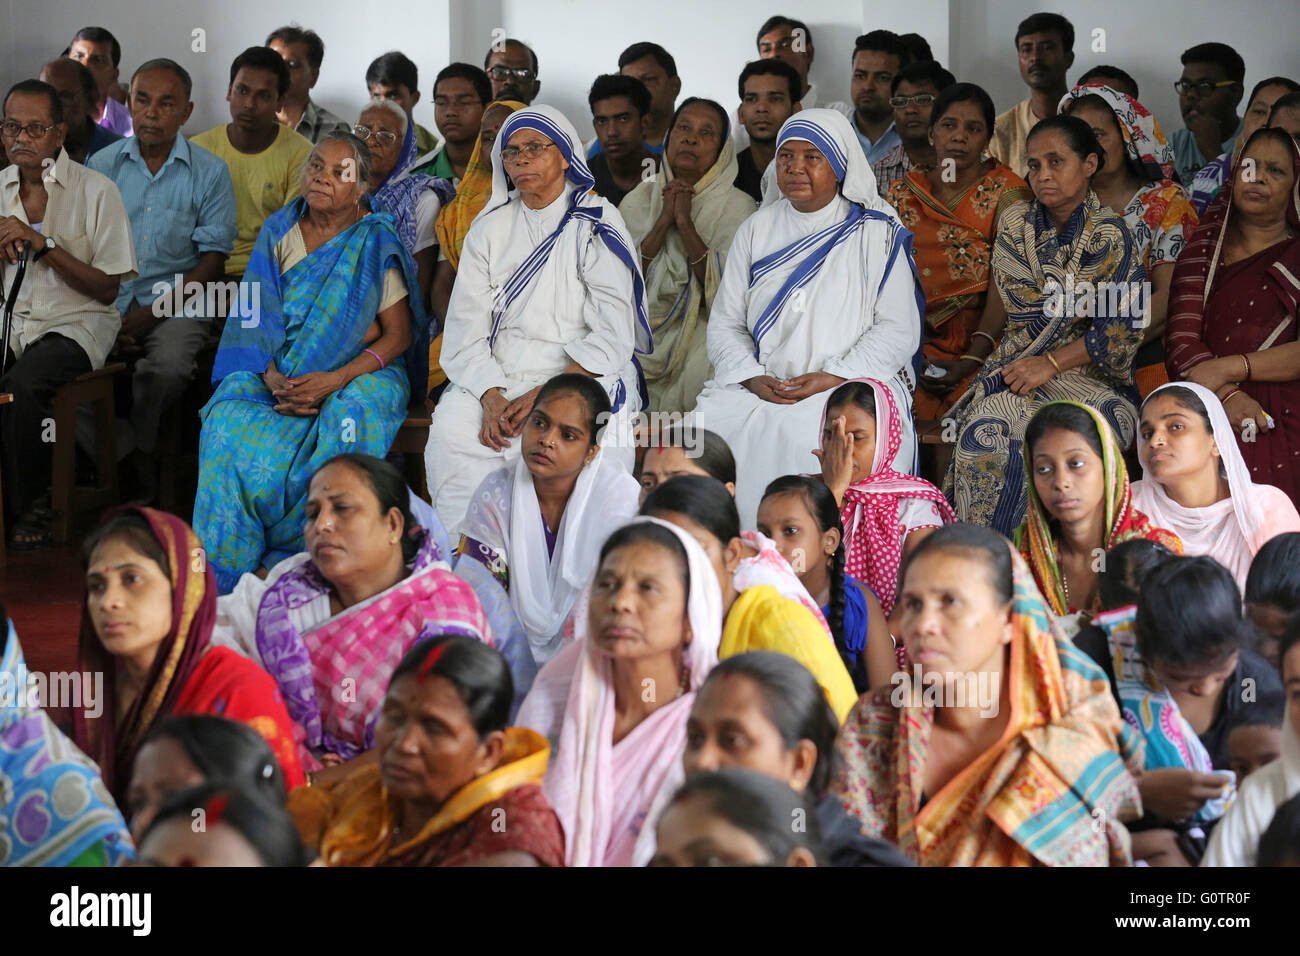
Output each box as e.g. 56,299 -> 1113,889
390,534 -> 399,544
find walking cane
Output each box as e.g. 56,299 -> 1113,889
0,239 -> 33,380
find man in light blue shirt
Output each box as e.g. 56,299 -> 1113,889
848,30 -> 909,165
88,57 -> 235,498
1169,42 -> 1245,183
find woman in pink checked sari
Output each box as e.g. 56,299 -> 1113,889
517,517 -> 724,866
815,379 -> 955,618
211,455 -> 493,772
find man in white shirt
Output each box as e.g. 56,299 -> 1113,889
0,80 -> 136,546
733,15 -> 850,152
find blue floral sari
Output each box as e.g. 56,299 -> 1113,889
196,197 -> 430,593
1,622 -> 133,866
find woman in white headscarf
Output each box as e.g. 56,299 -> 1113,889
456,373 -> 640,671
517,516 -> 724,867
620,97 -> 758,414
1203,626 -> 1300,866
424,105 -> 651,531
1132,382 -> 1300,591
691,109 -> 924,525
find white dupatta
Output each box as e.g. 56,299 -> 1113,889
462,448 -> 640,661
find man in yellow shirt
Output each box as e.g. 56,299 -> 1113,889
193,46 -> 311,278
988,12 -> 1074,179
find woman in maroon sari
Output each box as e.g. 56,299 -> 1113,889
1165,128 -> 1300,505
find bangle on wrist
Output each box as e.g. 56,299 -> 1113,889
1241,354 -> 1251,381
972,331 -> 997,349
1221,388 -> 1244,405
689,250 -> 708,266
1045,351 -> 1063,373
959,354 -> 985,364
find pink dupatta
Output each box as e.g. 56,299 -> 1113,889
517,517 -> 723,866
823,378 -> 955,614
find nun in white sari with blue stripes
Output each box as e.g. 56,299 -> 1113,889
693,109 -> 925,525
425,105 -> 651,530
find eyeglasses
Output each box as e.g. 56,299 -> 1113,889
0,120 -> 58,139
488,66 -> 535,82
890,94 -> 936,109
352,125 -> 399,145
501,142 -> 555,162
1174,79 -> 1237,96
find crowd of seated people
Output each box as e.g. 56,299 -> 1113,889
2,8 -> 1300,869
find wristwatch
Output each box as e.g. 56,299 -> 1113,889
33,236 -> 55,261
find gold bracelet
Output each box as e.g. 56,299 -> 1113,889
1242,354 -> 1251,381
959,354 -> 985,363
972,331 -> 998,348
1221,388 -> 1244,406
689,250 -> 709,266
1046,351 -> 1063,373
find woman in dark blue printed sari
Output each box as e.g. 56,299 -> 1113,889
943,115 -> 1146,536
195,131 -> 430,593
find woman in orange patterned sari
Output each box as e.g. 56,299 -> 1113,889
830,523 -> 1144,866
885,83 -> 1030,421
73,507 -> 305,806
290,635 -> 564,866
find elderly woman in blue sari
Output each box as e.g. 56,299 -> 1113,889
2,612 -> 133,865
195,131 -> 431,593
355,99 -> 456,313
691,109 -> 924,525
942,115 -> 1146,536
424,105 -> 651,531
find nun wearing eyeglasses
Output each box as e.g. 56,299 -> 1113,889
691,109 -> 924,525
425,105 -> 651,531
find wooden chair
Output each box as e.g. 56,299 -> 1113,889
50,363 -> 127,543
915,417 -> 956,488
0,393 -> 10,564
391,399 -> 434,501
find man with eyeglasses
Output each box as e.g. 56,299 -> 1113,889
871,60 -> 955,192
37,59 -> 121,165
1169,42 -> 1246,184
193,47 -> 312,279
66,26 -> 133,137
483,39 -> 540,105
88,59 -> 236,502
267,24 -> 350,145
0,80 -> 136,547
366,51 -> 439,155
988,12 -> 1074,178
410,63 -> 490,183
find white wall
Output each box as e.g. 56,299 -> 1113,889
1,0 -> 451,136
2,0 -> 1297,144
951,0 -> 1300,136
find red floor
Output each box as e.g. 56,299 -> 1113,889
1,539 -> 91,681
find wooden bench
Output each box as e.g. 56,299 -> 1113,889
51,363 -> 127,543
915,417 -> 955,487
391,400 -> 434,501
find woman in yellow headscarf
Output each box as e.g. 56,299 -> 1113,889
619,97 -> 757,414
426,99 -> 527,395
289,634 -> 565,867
831,522 -> 1145,866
